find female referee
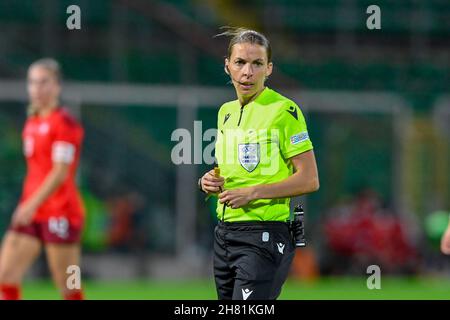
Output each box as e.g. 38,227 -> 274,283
0,58 -> 85,300
199,28 -> 319,300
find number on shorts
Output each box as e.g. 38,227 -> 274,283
48,217 -> 69,239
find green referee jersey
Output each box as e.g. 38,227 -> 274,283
215,87 -> 313,222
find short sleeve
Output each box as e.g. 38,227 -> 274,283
52,116 -> 80,164
278,102 -> 313,159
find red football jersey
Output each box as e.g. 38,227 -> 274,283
20,107 -> 85,226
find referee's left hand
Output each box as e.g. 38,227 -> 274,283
218,187 -> 256,209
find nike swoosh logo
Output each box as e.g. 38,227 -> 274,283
286,107 -> 298,120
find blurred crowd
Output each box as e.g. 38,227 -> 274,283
320,189 -> 419,275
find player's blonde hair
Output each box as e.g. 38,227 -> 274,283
27,58 -> 62,117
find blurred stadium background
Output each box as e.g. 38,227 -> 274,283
0,0 -> 449,299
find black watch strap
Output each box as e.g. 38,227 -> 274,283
198,177 -> 206,193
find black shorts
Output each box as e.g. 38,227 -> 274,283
213,220 -> 295,300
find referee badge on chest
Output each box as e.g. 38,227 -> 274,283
238,143 -> 260,172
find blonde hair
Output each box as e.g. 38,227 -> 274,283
27,58 -> 62,117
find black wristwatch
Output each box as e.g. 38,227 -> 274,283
198,177 -> 207,193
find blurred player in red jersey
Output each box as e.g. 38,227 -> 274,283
0,58 -> 85,300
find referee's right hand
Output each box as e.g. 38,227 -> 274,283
200,169 -> 224,194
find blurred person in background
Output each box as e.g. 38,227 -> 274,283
105,187 -> 146,252
322,188 -> 418,275
0,58 -> 85,300
441,219 -> 450,255
199,28 -> 319,300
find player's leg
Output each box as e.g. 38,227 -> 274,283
45,243 -> 83,300
213,225 -> 235,299
0,230 -> 42,300
43,216 -> 84,300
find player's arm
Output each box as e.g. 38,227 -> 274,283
12,142 -> 74,226
251,150 -> 318,198
218,150 -> 319,209
24,162 -> 69,208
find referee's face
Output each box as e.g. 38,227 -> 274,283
226,42 -> 273,101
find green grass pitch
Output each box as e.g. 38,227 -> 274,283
22,277 -> 450,300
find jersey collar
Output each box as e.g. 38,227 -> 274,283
35,106 -> 61,120
239,86 -> 271,108
253,86 -> 272,105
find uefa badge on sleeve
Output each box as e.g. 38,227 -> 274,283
238,143 -> 260,172
290,132 -> 309,145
